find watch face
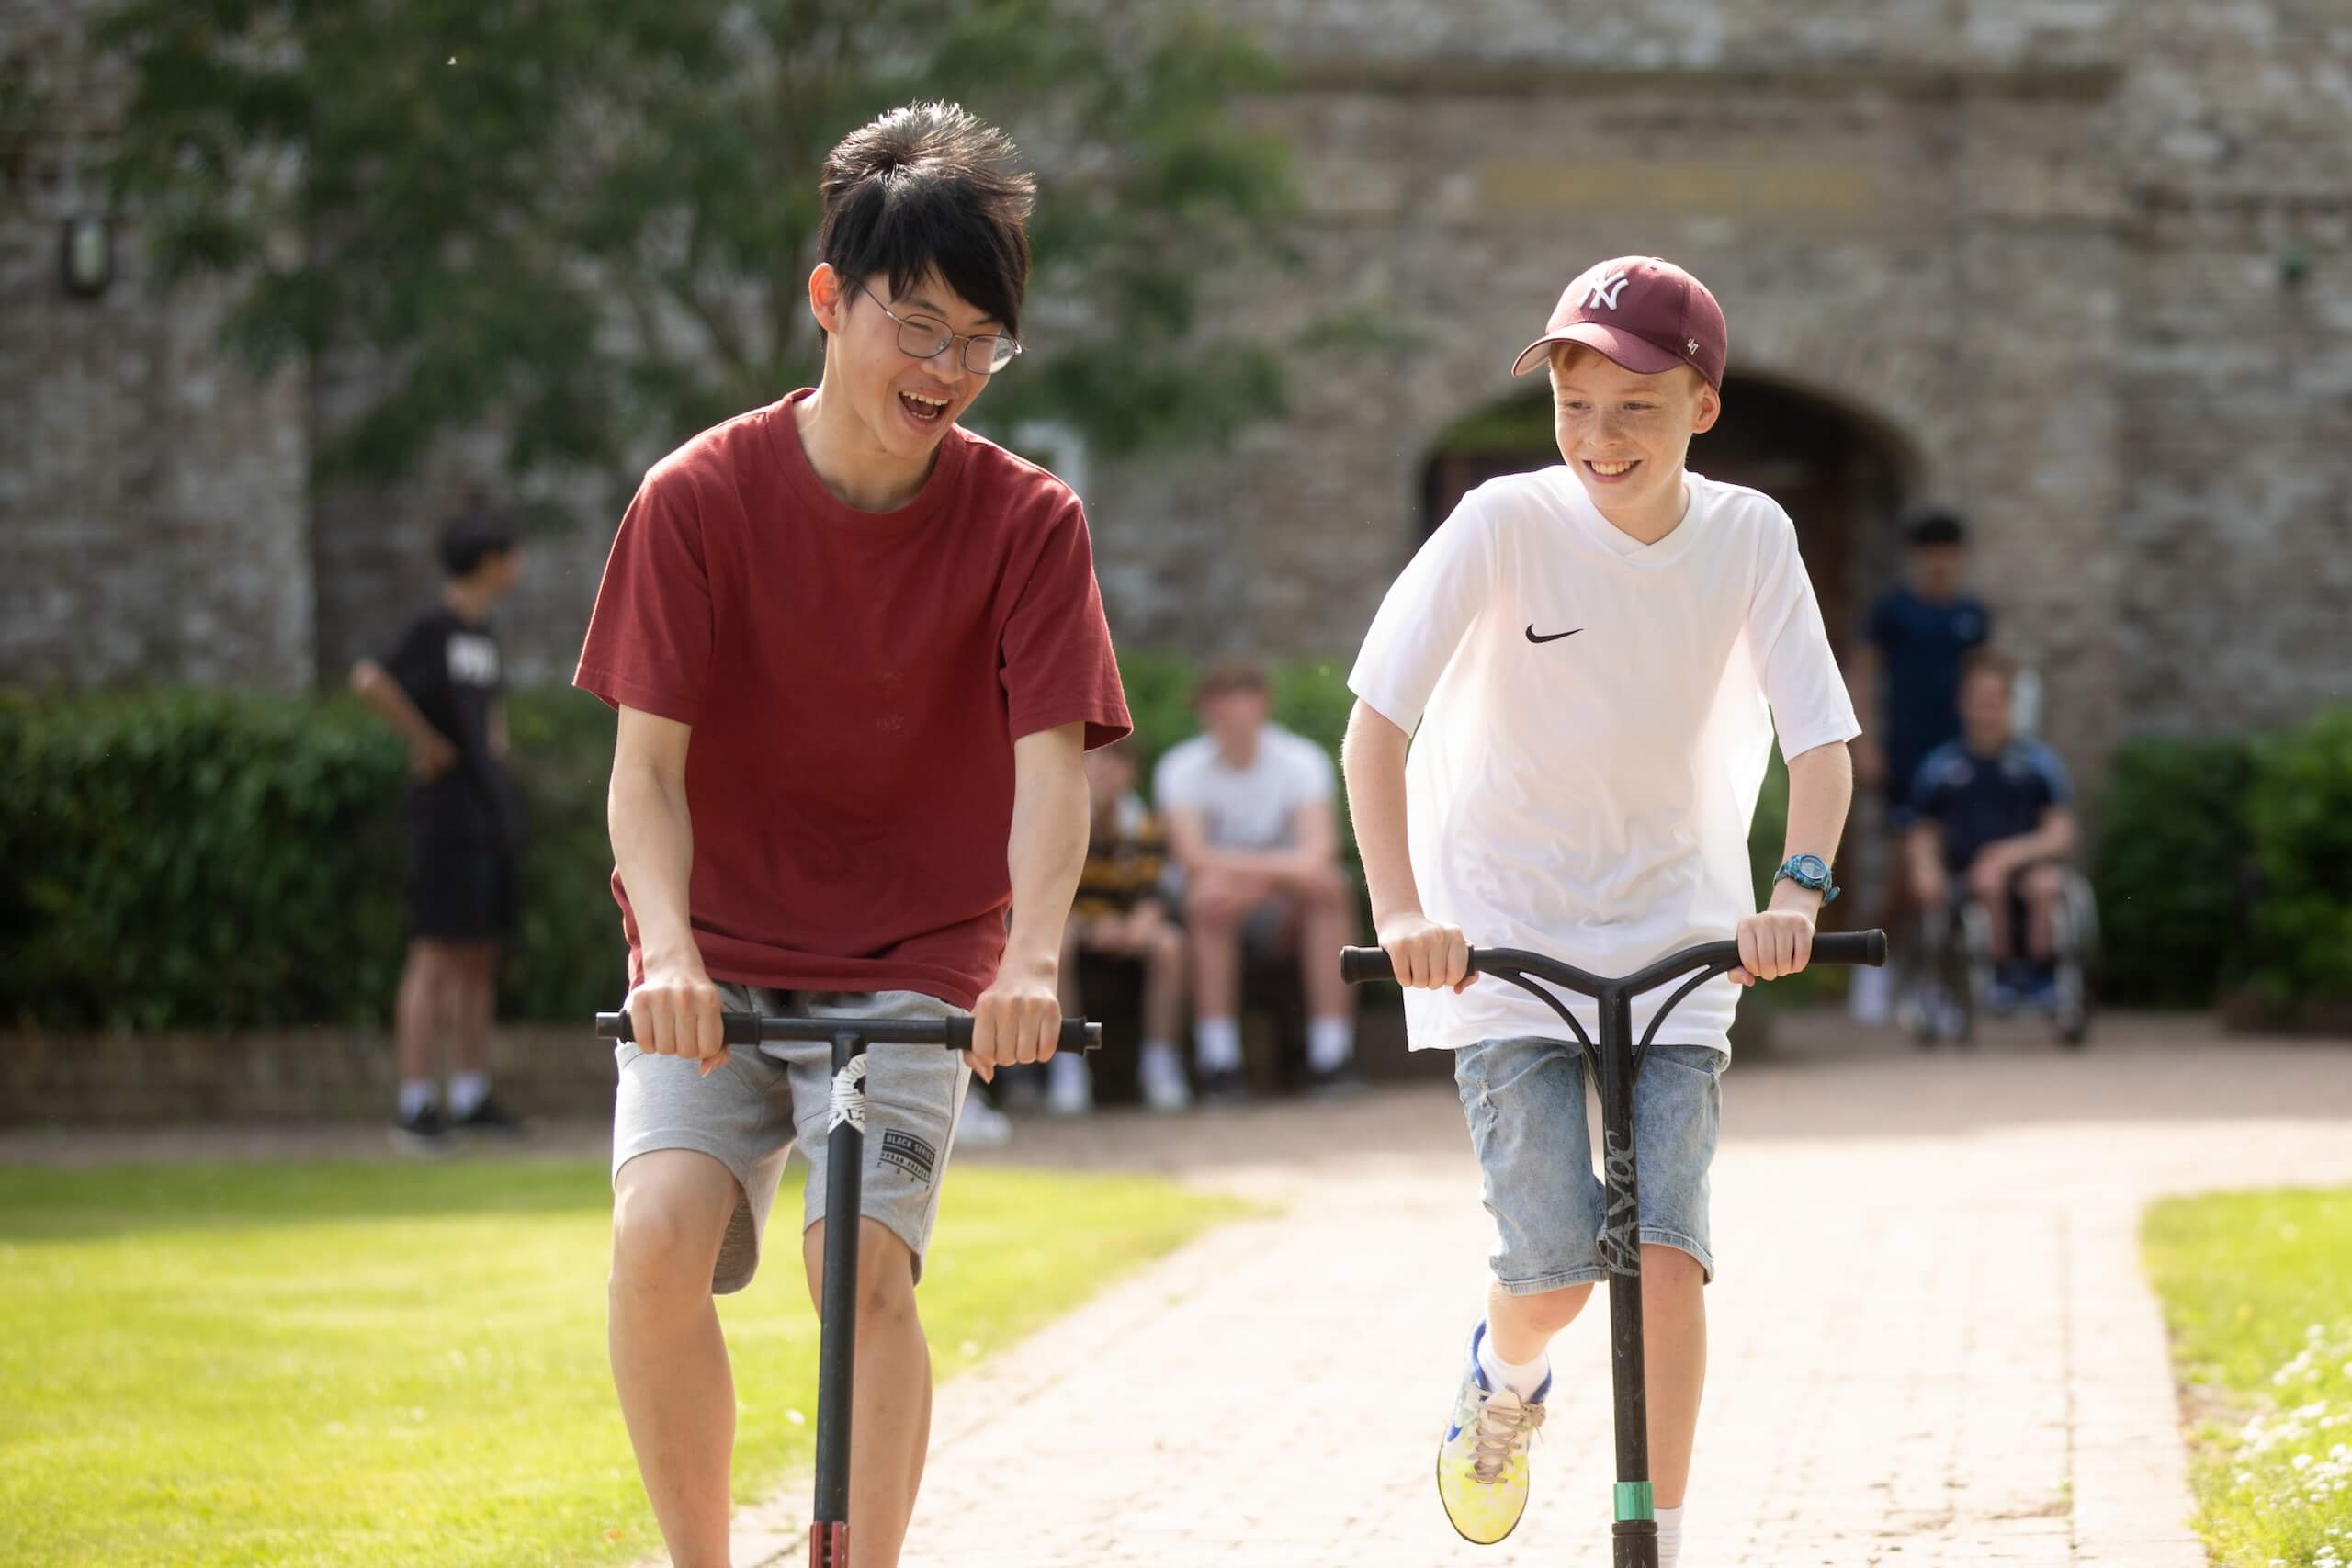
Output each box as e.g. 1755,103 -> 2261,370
1790,854 -> 1827,880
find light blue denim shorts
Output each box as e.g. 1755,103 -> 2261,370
1453,1037 -> 1727,1292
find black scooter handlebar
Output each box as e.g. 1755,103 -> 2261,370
1339,929 -> 1887,989
594,1012 -> 1103,1052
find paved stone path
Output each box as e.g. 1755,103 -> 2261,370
729,1015 -> 2352,1567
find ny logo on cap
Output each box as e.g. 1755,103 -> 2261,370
1585,270 -> 1630,310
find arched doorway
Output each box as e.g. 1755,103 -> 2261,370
1419,374 -> 1918,648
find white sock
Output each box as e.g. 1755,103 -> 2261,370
1194,1017 -> 1242,1073
1476,1323 -> 1551,1400
399,1078 -> 437,1120
1657,1504 -> 1685,1568
447,1071 -> 490,1119
1306,1015 -> 1354,1073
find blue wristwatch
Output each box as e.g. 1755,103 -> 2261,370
1774,853 -> 1840,903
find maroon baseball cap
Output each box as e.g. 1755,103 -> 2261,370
1510,256 -> 1728,389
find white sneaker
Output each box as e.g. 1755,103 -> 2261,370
1136,1043 -> 1192,1113
1046,1051 -> 1094,1116
1436,1322 -> 1549,1545
957,1092 -> 1013,1148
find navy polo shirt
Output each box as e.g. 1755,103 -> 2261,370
1865,587 -> 1992,798
1909,739 -> 2071,872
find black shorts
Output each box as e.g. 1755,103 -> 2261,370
407,789 -> 520,942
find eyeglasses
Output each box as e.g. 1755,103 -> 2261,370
853,282 -> 1022,376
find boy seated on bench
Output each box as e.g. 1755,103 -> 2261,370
1153,660 -> 1361,1105
1049,738 -> 1187,1114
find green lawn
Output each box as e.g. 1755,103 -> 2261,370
0,1157 -> 1244,1567
2143,1186 -> 2352,1568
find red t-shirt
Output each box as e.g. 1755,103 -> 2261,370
574,390 -> 1132,1006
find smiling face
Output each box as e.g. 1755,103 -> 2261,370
1549,344 -> 1720,525
810,264 -> 1002,468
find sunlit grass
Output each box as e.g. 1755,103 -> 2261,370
0,1158 -> 1243,1566
2144,1187 -> 2352,1568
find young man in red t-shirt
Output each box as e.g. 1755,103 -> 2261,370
574,103 -> 1130,1568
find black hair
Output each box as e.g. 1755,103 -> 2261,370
1906,510 -> 1968,548
437,501 -> 518,579
817,101 -> 1035,342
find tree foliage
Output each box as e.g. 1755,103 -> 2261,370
100,0 -> 1295,500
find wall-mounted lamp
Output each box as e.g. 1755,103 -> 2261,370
59,215 -> 113,299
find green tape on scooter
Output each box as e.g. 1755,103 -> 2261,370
1614,1482 -> 1654,1521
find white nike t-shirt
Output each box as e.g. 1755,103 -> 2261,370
1153,724 -> 1336,851
1348,468 -> 1860,1055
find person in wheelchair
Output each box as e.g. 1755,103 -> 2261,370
1905,649 -> 2079,1014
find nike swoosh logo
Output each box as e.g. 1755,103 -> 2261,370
1525,625 -> 1583,644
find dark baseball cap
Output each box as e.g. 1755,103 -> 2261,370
1511,255 -> 1728,389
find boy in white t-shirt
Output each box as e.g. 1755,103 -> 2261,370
1154,660 -> 1361,1105
1341,256 -> 1859,1558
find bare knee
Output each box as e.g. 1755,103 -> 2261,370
1296,864 -> 1350,910
805,1219 -> 922,1332
610,1157 -> 734,1303
1638,1245 -> 1705,1298
1494,1280 -> 1590,1337
1184,883 -> 1247,931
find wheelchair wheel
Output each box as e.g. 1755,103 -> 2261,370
1899,908 -> 1945,1047
2051,870 -> 2098,1048
1953,899 -> 1996,1046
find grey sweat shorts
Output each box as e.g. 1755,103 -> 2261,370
610,983 -> 972,1294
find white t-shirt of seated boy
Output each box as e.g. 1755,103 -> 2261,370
1348,468 -> 1860,1055
1153,724 -> 1335,852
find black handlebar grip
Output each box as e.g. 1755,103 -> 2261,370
1812,930 -> 1889,967
594,1011 -> 765,1044
1339,946 -> 1396,985
939,1018 -> 1103,1053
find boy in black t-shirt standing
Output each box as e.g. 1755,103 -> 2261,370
350,504 -> 529,1150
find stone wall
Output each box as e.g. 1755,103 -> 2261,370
4,0 -> 2346,739
0,0 -> 311,692
2107,0 -> 2352,733
0,1021 -> 622,1124
1070,0 -> 2352,787
1082,56 -> 2132,778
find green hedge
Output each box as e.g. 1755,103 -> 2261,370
0,692 -> 403,1030
0,689 -> 621,1032
2093,734 -> 2260,1007
2245,707 -> 2352,1005
0,660 -> 1852,1031
2092,708 -> 2352,1010
15,672 -> 2342,1032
